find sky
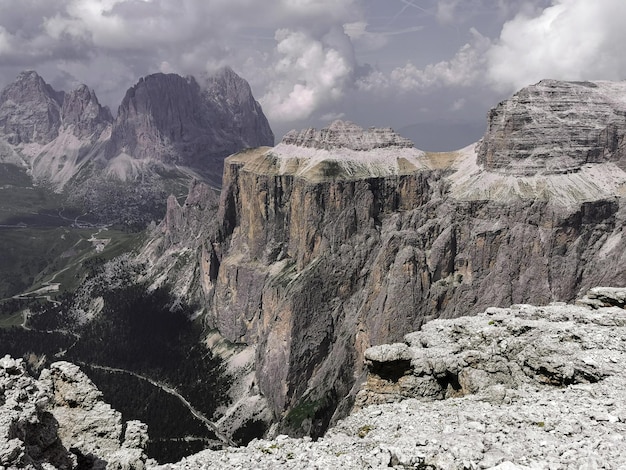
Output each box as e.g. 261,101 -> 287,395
1,0 -> 626,151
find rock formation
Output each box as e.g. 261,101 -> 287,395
0,355 -> 148,469
142,79 -> 626,439
0,71 -> 65,145
105,67 -> 274,184
0,70 -> 113,188
0,67 -> 273,195
477,80 -> 626,175
152,289 -> 626,469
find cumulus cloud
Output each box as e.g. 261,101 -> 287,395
260,27 -> 354,122
487,0 -> 626,91
358,28 -> 491,92
357,0 -> 626,98
0,0 -> 363,121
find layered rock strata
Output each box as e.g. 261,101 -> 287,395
154,290 -> 626,469
477,79 -> 626,175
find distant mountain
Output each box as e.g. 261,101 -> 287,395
106,67 -> 274,185
0,68 -> 274,226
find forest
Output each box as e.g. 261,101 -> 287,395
0,259 -> 232,463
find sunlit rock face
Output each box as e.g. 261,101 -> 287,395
477,79 -> 626,175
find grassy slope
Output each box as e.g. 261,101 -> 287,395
0,163 -> 144,305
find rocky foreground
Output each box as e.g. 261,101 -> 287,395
155,288 -> 626,469
0,356 -> 148,469
2,288 -> 626,469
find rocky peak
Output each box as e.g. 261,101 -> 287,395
107,69 -> 273,182
0,70 -> 64,144
477,79 -> 626,175
201,66 -> 275,149
61,83 -> 113,138
281,120 -> 414,151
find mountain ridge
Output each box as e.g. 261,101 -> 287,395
0,68 -> 274,188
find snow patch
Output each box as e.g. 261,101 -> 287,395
449,146 -> 626,207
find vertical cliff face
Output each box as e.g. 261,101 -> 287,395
144,81 -> 626,439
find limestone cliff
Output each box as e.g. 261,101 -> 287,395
143,80 -> 626,439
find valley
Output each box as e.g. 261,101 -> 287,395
1,69 -> 626,469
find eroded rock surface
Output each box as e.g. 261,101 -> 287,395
477,80 -> 626,175
0,356 -> 148,469
153,293 -> 626,469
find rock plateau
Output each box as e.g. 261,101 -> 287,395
141,79 -> 626,439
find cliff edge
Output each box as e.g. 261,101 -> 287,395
142,80 -> 626,439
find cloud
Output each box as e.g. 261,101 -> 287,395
0,0 -> 364,121
357,0 -> 626,99
260,27 -> 354,122
435,0 -> 550,25
487,0 -> 626,91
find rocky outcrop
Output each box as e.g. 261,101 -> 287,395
358,287 -> 626,405
153,291 -> 626,469
477,80 -> 626,175
281,120 -> 414,151
0,355 -> 149,469
106,67 -> 274,184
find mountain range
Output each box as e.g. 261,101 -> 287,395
0,68 -> 274,226
2,69 -> 626,468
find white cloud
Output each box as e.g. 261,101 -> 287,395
487,0 -> 626,92
357,0 -> 626,99
260,27 -> 354,122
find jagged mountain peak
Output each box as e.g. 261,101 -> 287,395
0,71 -> 65,144
9,70 -> 64,102
281,120 -> 415,151
61,82 -> 113,138
107,69 -> 273,182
